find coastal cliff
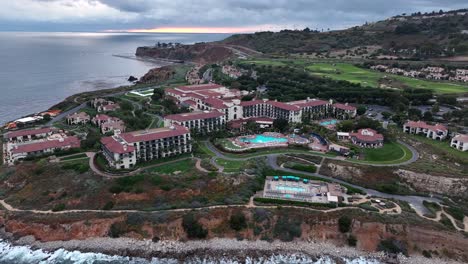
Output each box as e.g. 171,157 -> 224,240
136,43 -> 234,64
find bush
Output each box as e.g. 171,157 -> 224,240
103,201 -> 114,210
61,162 -> 89,173
254,197 -> 338,209
273,215 -> 302,242
445,206 -> 464,221
347,235 -> 357,247
289,163 -> 317,173
182,213 -> 207,239
338,216 -> 352,233
52,203 -> 66,212
230,211 -> 247,231
108,222 -> 126,238
377,239 -> 408,256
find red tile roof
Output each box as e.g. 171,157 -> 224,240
240,100 -> 266,107
11,136 -> 80,154
333,103 -> 356,111
165,111 -> 224,122
94,114 -> 111,122
404,121 -> 447,131
290,99 -> 328,108
181,99 -> 197,107
453,134 -> 468,142
165,88 -> 185,96
119,125 -> 190,143
101,136 -> 135,154
350,128 -> 384,143
5,127 -> 55,139
268,101 -> 300,111
102,104 -> 120,111
177,83 -> 224,91
203,97 -> 228,109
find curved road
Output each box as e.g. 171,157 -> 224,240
204,141 -> 439,215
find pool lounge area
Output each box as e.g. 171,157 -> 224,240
319,119 -> 338,129
262,176 -> 345,204
231,132 -> 289,150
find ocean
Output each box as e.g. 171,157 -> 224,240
0,32 -> 229,124
0,240 -> 381,264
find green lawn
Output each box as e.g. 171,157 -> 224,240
409,135 -> 468,161
215,158 -> 245,173
357,141 -> 413,164
218,139 -> 245,150
306,63 -> 468,94
148,159 -> 195,174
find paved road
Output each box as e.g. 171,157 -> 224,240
204,141 -> 438,215
204,140 -> 419,167
46,102 -> 87,126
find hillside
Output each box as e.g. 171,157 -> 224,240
221,9 -> 468,58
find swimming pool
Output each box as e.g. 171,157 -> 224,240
320,119 -> 337,126
276,185 -> 306,192
239,135 -> 288,144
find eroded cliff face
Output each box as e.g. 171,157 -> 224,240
136,43 -> 234,64
396,169 -> 468,197
139,65 -> 176,84
1,209 -> 467,261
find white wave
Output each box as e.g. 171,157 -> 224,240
0,240 -> 381,264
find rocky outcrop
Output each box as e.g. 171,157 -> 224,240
396,169 -> 468,197
139,66 -> 176,84
136,43 -> 234,64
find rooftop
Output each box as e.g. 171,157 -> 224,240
4,127 -> 55,139
177,83 -> 224,91
351,128 -> 384,142
119,125 -> 190,143
11,136 -> 80,154
404,120 -> 448,131
165,111 -> 224,122
333,103 -> 356,111
453,134 -> 468,142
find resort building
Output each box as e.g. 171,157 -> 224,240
262,176 -> 345,204
350,128 -> 384,148
66,112 -> 90,125
332,103 -> 357,119
164,110 -> 226,134
3,127 -> 56,143
450,134 -> 468,151
100,125 -> 192,169
92,114 -> 126,134
403,121 -> 448,140
164,84 -> 356,126
5,134 -> 80,165
98,103 -> 120,112
91,98 -> 120,112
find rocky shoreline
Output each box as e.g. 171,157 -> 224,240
0,231 -> 459,264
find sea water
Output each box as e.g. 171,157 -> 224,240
0,240 -> 382,264
0,32 -> 229,124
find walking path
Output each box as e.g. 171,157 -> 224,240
86,152 -> 192,178
204,141 -> 440,215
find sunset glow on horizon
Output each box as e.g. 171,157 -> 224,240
105,25 -> 281,34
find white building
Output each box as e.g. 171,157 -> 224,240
450,134 -> 468,152
403,121 -> 448,140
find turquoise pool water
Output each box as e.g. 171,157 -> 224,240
239,135 -> 287,144
276,185 -> 306,192
320,119 -> 337,126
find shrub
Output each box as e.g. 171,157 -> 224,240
445,206 -> 464,221
289,163 -> 317,173
338,216 -> 352,233
377,239 -> 408,256
108,222 -> 126,238
103,201 -> 114,210
52,203 -> 66,212
230,211 -> 247,231
273,215 -> 302,242
182,213 -> 207,239
347,235 -> 357,247
422,250 -> 432,258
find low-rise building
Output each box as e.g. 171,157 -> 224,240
403,120 -> 448,140
164,110 -> 226,134
262,176 -> 345,204
5,135 -> 80,165
100,125 -> 192,169
66,112 -> 90,125
92,114 -> 125,134
450,134 -> 468,151
3,127 -> 56,143
98,103 -> 120,112
349,128 -> 384,148
332,103 -> 357,119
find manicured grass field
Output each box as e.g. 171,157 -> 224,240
307,63 -> 468,94
215,158 -> 245,173
357,141 -> 413,164
148,159 -> 195,174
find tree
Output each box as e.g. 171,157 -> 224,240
381,111 -> 392,120
245,120 -> 257,133
229,211 -> 247,231
337,120 -> 354,132
431,103 -> 440,113
338,216 -> 352,233
182,213 -> 207,239
273,118 -> 289,133
152,88 -> 165,101
43,114 -> 51,122
423,111 -> 433,121
356,106 -> 367,116
408,108 -> 422,121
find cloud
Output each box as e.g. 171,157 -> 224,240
1,0 -> 467,32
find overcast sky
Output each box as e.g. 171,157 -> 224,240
0,0 -> 466,33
